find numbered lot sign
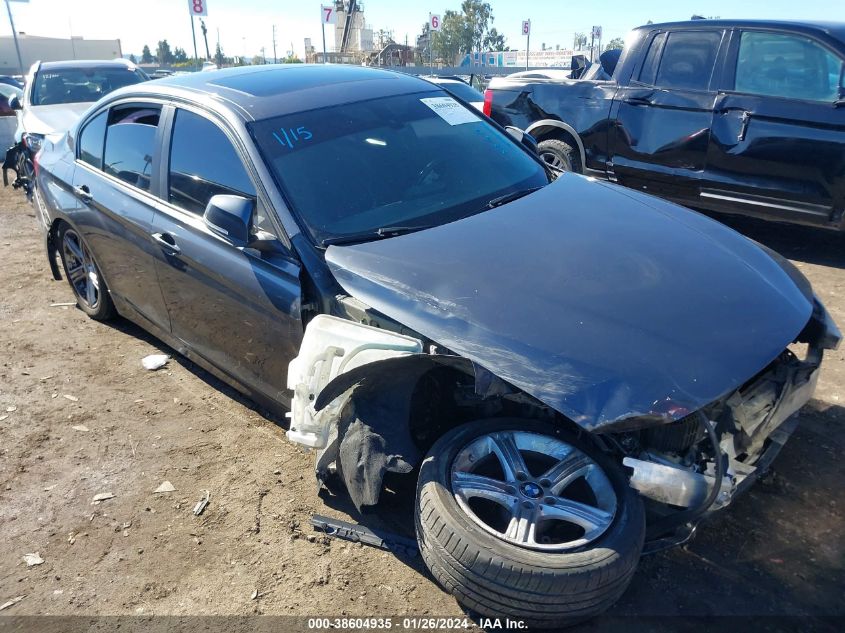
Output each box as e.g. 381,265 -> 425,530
430,14 -> 442,32
188,0 -> 208,16
321,5 -> 337,25
522,20 -> 531,36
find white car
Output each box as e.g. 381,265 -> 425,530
3,59 -> 147,189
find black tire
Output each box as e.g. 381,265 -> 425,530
415,419 -> 644,628
57,223 -> 115,321
538,138 -> 582,176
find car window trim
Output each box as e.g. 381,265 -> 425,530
157,102 -> 291,249
721,27 -> 845,103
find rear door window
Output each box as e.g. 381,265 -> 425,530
103,106 -> 160,192
167,109 -> 257,216
653,30 -> 722,90
78,110 -> 107,170
734,31 -> 844,102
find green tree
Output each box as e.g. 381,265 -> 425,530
461,0 -> 493,52
422,1 -> 507,64
141,45 -> 153,64
433,10 -> 465,64
281,54 -> 303,64
156,40 -> 173,64
214,42 -> 225,68
128,53 -> 137,64
483,27 -> 507,51
173,47 -> 188,63
604,37 -> 625,51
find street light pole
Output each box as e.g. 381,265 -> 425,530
4,0 -> 25,76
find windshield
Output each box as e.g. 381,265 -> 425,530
32,67 -> 146,106
251,91 -> 548,245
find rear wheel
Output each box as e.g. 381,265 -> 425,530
538,138 -> 581,177
58,224 -> 115,321
415,419 -> 644,628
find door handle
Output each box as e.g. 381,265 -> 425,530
73,184 -> 93,203
151,232 -> 180,254
625,95 -> 654,106
737,111 -> 753,142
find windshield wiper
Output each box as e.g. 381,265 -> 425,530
321,224 -> 434,247
485,186 -> 544,209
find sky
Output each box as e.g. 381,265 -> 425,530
4,0 -> 843,61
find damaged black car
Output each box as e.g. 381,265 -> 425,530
32,65 -> 840,628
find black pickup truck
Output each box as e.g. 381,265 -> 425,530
485,20 -> 845,230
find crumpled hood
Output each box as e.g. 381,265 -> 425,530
325,174 -> 813,430
21,103 -> 90,136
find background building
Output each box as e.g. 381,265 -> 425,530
0,34 -> 123,75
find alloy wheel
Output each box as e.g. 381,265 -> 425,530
450,430 -> 617,551
62,230 -> 101,309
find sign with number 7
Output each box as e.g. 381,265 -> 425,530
187,0 -> 208,16
321,5 -> 337,24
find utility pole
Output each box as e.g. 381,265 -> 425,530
272,25 -> 277,63
190,15 -> 200,71
200,18 -> 211,60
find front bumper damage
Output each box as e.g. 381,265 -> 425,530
2,141 -> 32,196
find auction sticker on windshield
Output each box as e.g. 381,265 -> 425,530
420,97 -> 480,125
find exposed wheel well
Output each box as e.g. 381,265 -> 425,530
527,123 -> 586,173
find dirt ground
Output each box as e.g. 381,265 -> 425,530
1,186 -> 843,631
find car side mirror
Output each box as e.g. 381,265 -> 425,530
8,95 -> 21,111
246,229 -> 287,255
505,126 -> 539,155
203,194 -> 254,246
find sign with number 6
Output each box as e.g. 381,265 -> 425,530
321,5 -> 336,24
430,14 -> 442,32
522,20 -> 531,36
187,0 -> 208,16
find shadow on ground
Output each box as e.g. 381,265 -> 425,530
709,212 -> 845,269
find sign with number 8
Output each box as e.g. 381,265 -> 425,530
188,0 -> 208,16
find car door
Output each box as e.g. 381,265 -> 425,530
149,105 -> 303,405
703,28 -> 845,226
609,28 -> 727,206
70,102 -> 171,332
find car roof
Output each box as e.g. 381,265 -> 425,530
109,64 -> 439,121
39,59 -> 138,71
638,19 -> 845,42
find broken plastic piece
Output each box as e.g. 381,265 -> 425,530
142,354 -> 169,370
193,490 -> 210,516
153,481 -> 175,493
310,514 -> 419,557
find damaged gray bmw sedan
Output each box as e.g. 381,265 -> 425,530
32,65 -> 839,627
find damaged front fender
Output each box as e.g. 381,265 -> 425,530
287,315 -> 486,509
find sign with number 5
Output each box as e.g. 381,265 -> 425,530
321,5 -> 336,24
430,14 -> 442,32
188,0 -> 208,16
522,20 -> 531,36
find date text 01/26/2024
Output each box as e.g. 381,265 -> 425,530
306,617 -> 528,630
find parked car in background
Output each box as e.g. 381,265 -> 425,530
485,20 -> 845,230
0,75 -> 23,90
2,59 -> 148,191
423,75 -> 485,111
0,83 -> 23,117
31,65 -> 839,627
